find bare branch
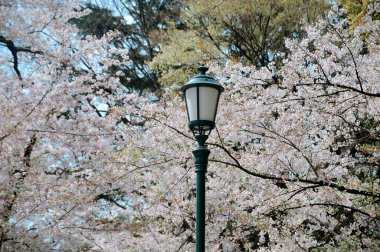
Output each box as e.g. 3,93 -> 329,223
283,203 -> 377,220
0,36 -> 43,80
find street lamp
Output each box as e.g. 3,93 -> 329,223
181,66 -> 224,252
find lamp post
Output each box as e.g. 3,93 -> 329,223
181,66 -> 224,252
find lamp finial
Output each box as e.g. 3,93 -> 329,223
198,65 -> 208,75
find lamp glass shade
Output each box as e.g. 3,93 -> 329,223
185,87 -> 197,121
184,85 -> 221,137
185,86 -> 219,122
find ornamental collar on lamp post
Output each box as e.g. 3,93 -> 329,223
181,66 -> 224,146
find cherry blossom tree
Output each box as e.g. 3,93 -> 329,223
204,9 -> 380,249
1,1 -> 379,251
0,0 -> 142,250
127,4 -> 380,251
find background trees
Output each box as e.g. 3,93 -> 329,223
71,0 -> 183,91
0,0 -> 379,251
341,0 -> 378,27
150,0 -> 328,86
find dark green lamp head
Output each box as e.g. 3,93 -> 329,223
181,66 -> 224,141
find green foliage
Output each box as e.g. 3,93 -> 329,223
340,0 -> 377,27
149,28 -> 220,86
77,243 -> 91,252
150,0 -> 329,86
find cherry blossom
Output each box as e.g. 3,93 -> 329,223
0,1 -> 379,251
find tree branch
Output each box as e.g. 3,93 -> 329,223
230,161 -> 379,198
283,202 -> 377,219
0,36 -> 43,80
